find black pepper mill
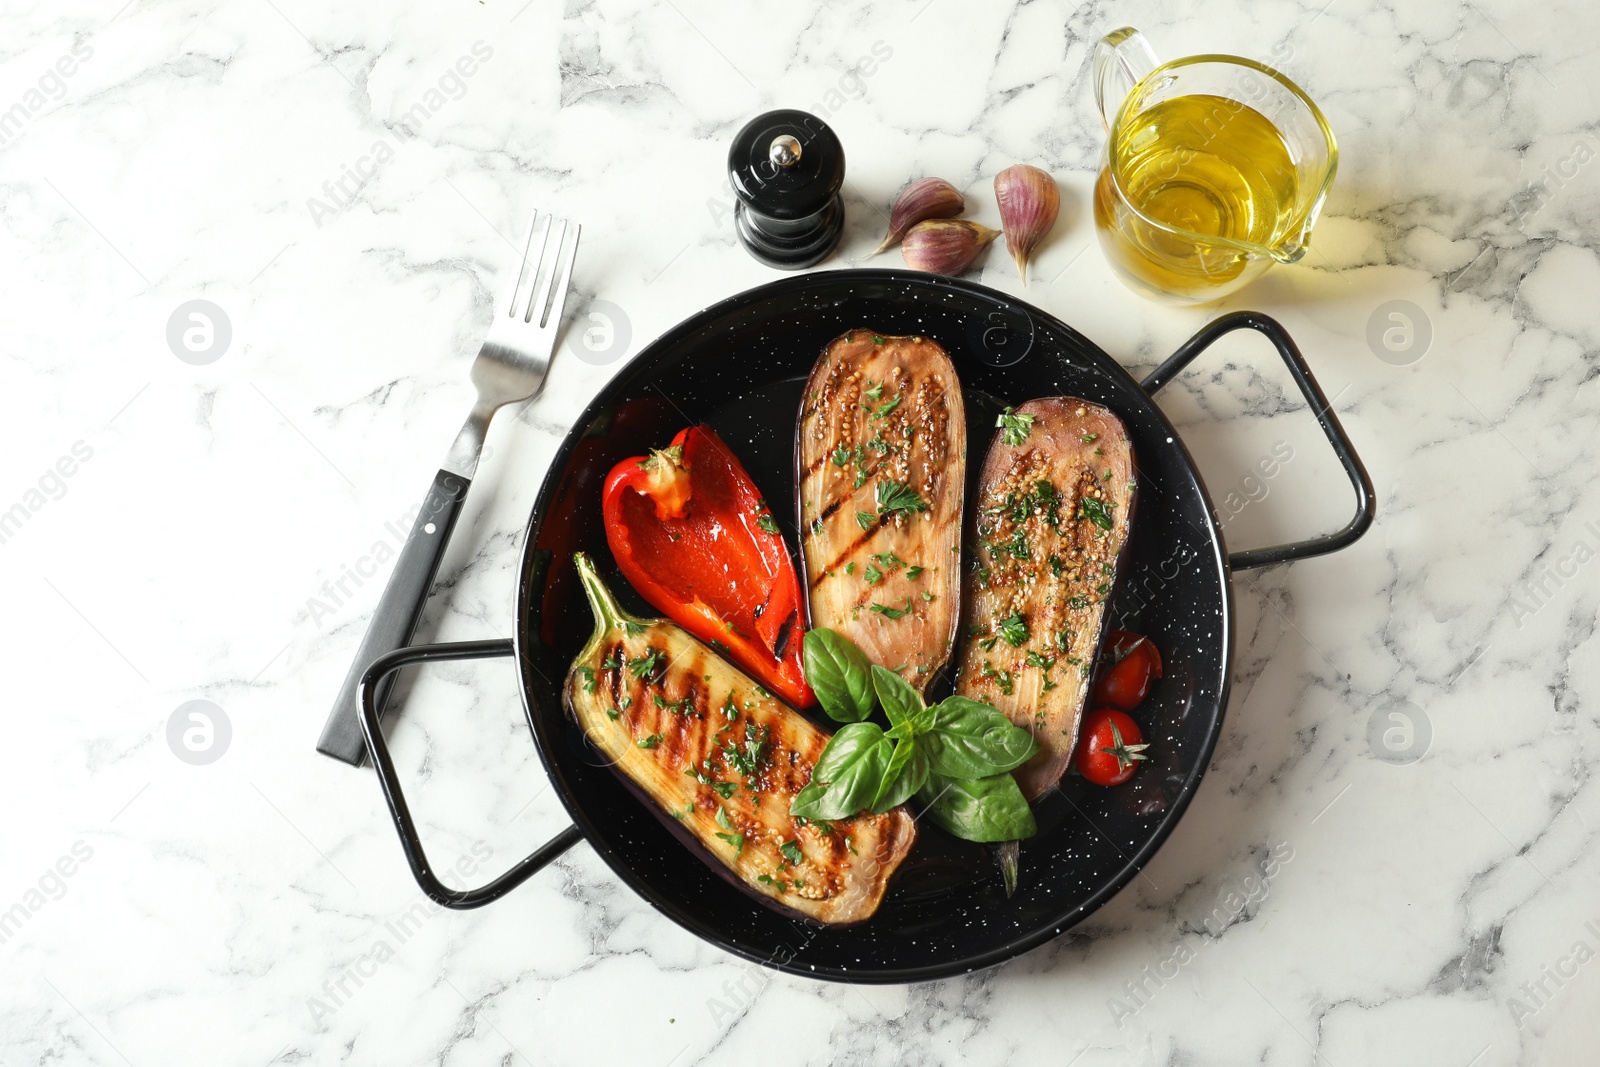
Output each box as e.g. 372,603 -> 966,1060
728,109 -> 846,270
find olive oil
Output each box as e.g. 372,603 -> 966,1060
1094,93 -> 1300,301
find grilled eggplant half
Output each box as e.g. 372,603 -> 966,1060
797,331 -> 966,693
953,398 -> 1136,800
566,552 -> 916,924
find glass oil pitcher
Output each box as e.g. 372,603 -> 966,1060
1091,27 -> 1337,304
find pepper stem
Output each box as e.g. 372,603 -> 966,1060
572,551 -> 641,635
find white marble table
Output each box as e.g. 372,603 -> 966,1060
5,0 -> 1597,1062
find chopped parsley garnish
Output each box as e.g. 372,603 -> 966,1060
844,562 -> 857,575
780,839 -> 804,866
756,874 -> 788,892
600,651 -> 622,671
869,394 -> 902,420
722,721 -> 770,778
869,597 -> 914,620
636,733 -> 663,749
714,806 -> 745,853
998,613 -> 1029,647
756,513 -> 779,535
864,563 -> 884,585
870,551 -> 907,571
722,695 -> 738,719
864,380 -> 884,401
1080,496 -> 1113,529
1068,593 -> 1091,609
872,335 -> 885,344
653,693 -> 692,715
922,590 -> 935,601
629,649 -> 664,679
832,446 -> 851,467
606,707 -> 620,720
1081,432 -> 1099,443
876,481 -> 927,517
996,406 -> 1035,446
575,665 -> 596,693
856,511 -> 876,532
1049,555 -> 1065,576
1025,650 -> 1055,671
981,661 -> 1015,695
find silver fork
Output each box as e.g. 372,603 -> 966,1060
317,209 -> 582,765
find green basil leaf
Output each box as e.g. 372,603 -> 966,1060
870,736 -> 929,814
917,771 -> 1037,842
872,665 -> 925,737
804,628 -> 876,723
922,696 -> 1039,778
787,722 -> 891,821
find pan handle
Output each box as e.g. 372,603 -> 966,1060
357,638 -> 583,909
1140,311 -> 1375,571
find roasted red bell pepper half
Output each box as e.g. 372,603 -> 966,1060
601,426 -> 814,708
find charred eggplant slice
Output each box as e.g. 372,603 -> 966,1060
796,331 -> 966,693
566,552 -> 916,924
953,398 -> 1137,799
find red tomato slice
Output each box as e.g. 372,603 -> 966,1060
1075,708 -> 1149,787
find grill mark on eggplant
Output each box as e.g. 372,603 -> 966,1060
567,602 -> 918,923
797,331 -> 965,692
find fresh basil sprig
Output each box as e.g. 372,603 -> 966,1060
804,628 -> 877,723
791,629 -> 1038,842
917,772 -> 1037,842
790,721 -> 893,821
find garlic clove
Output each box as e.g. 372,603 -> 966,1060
993,164 -> 1060,284
874,177 -> 965,255
900,219 -> 1000,276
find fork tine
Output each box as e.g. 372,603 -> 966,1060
511,212 -> 551,320
526,218 -> 568,326
538,221 -> 582,331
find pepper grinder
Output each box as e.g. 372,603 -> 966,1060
728,109 -> 846,270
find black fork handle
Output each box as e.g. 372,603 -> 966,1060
317,468 -> 471,765
357,638 -> 583,909
1142,311 -> 1376,571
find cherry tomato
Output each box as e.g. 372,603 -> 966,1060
1075,708 -> 1149,787
1092,630 -> 1163,710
